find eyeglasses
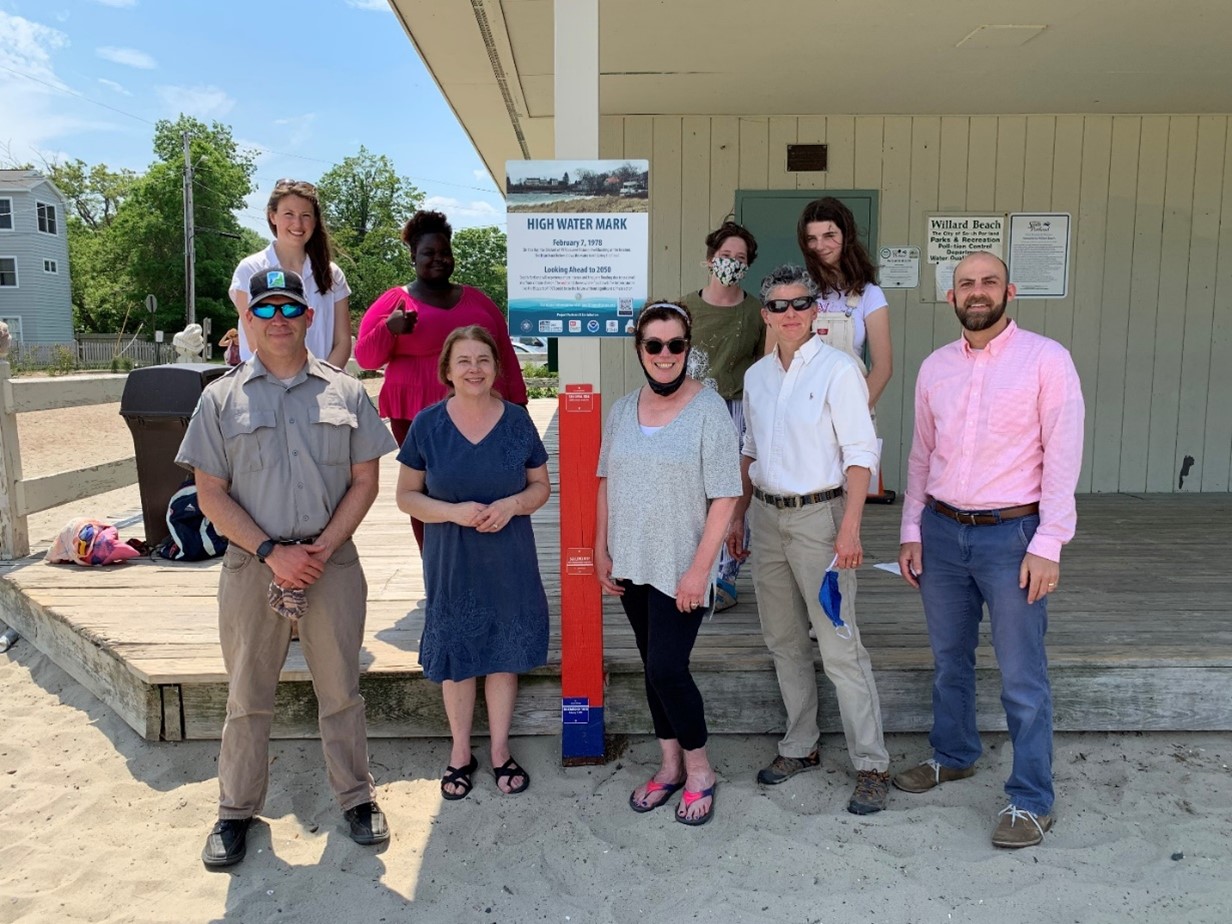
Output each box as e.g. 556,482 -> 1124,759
763,296 -> 816,313
640,337 -> 689,355
251,302 -> 308,320
274,178 -> 316,191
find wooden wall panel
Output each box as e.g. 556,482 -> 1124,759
591,113 -> 1232,494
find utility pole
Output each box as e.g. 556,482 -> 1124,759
182,130 -> 196,325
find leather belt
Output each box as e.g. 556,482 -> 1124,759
277,536 -> 320,545
753,486 -> 843,509
929,498 -> 1039,526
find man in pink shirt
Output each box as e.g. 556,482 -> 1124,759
894,251 -> 1084,849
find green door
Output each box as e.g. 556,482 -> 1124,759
735,189 -> 878,285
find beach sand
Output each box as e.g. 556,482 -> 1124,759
2,394 -> 1230,922
1,641 -> 1229,923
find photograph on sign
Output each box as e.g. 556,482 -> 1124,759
507,160 -> 650,339
878,245 -> 919,289
1008,213 -> 1071,299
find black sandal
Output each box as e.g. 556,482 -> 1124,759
493,757 -> 530,794
440,756 -> 478,801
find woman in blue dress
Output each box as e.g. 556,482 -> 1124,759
396,325 -> 551,800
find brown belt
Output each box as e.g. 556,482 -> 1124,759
929,498 -> 1039,526
753,486 -> 843,509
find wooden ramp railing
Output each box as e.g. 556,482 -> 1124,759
0,361 -> 137,560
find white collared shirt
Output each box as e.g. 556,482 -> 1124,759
230,244 -> 350,362
741,336 -> 879,495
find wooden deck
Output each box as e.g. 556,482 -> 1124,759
2,399 -> 1230,741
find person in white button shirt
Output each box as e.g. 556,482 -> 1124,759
727,264 -> 892,816
229,179 -> 353,369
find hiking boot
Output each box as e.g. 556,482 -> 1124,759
892,759 -> 976,793
848,769 -> 890,815
992,804 -> 1053,848
756,750 -> 820,785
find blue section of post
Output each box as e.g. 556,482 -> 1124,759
562,697 -> 605,761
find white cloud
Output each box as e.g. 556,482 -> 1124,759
96,45 -> 156,69
90,0 -> 138,7
0,13 -> 114,160
156,84 -> 235,119
272,113 -> 317,148
424,195 -> 504,228
344,0 -> 391,10
97,77 -> 130,96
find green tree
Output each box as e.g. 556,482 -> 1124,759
452,226 -> 508,314
317,146 -> 423,320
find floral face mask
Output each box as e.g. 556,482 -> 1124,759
709,255 -> 748,287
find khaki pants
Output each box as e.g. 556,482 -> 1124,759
215,540 -> 375,819
749,496 -> 889,772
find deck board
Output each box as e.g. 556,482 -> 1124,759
2,398 -> 1231,740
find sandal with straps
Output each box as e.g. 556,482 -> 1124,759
440,756 -> 479,801
493,756 -> 530,794
675,783 -> 717,827
628,776 -> 685,813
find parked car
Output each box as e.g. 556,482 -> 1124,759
512,340 -> 548,368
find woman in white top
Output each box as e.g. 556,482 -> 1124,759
229,179 -> 352,368
797,197 -> 892,409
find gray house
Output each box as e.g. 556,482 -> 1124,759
0,170 -> 73,346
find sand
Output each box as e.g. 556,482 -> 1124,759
2,398 -> 1231,923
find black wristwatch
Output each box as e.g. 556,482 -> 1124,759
256,539 -> 276,563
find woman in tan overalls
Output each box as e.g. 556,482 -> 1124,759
797,197 -> 893,412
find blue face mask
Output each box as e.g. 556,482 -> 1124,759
818,555 -> 853,640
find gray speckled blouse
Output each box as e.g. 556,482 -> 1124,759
597,386 -> 742,600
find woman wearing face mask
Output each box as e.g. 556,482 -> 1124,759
678,221 -> 764,611
595,301 -> 742,826
229,179 -> 352,369
797,198 -> 892,410
356,209 -> 527,550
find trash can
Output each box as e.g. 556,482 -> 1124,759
120,363 -> 228,547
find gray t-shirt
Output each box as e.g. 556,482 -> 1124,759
597,386 -> 742,599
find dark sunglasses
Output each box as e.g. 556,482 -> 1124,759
251,302 -> 308,320
763,296 -> 816,313
640,337 -> 689,355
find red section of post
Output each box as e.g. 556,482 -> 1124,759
558,384 -> 606,762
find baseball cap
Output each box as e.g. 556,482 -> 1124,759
249,269 -> 309,309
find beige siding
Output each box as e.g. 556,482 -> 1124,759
597,113 -> 1232,494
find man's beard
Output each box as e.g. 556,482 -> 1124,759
955,292 -> 1007,332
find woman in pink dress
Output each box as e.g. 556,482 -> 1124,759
356,210 -> 527,549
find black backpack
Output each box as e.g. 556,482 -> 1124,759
156,477 -> 228,561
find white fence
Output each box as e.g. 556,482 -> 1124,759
0,362 -> 136,559
8,339 -> 188,371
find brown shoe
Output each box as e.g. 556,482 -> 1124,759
756,750 -> 820,785
892,759 -> 976,793
848,770 -> 890,815
992,804 -> 1053,848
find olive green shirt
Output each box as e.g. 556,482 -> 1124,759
176,354 -> 397,540
680,290 -> 765,401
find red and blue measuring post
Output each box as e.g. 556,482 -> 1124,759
558,384 -> 606,763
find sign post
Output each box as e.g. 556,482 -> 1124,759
558,383 -> 605,764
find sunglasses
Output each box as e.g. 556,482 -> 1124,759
763,296 -> 816,313
640,337 -> 689,355
251,302 -> 308,320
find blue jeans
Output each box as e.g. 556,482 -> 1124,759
919,505 -> 1053,815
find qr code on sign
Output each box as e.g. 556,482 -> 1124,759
617,298 -> 634,317
618,298 -> 633,311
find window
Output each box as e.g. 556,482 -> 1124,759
44,259 -> 58,274
0,198 -> 11,230
0,257 -> 17,287
37,201 -> 58,235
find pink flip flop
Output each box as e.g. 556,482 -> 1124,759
628,777 -> 684,813
675,784 -> 716,826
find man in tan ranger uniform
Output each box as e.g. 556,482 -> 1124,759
177,268 -> 397,869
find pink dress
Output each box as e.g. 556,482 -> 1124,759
355,285 -> 528,422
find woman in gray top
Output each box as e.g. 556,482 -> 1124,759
595,301 -> 742,826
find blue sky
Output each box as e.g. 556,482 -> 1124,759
0,0 -> 505,233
